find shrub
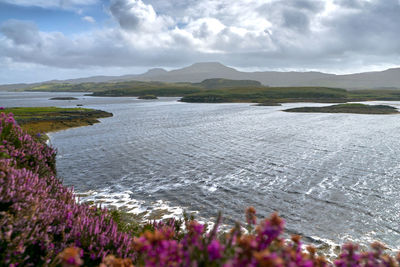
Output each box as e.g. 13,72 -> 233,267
0,112 -> 135,266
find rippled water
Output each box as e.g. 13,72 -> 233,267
2,92 -> 400,250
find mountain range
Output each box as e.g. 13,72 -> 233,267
2,62 -> 400,91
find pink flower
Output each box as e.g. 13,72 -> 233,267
207,240 -> 224,261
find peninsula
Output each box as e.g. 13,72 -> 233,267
3,107 -> 113,135
283,103 -> 399,114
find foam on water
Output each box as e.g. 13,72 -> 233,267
75,188 -> 196,222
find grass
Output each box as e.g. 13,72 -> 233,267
27,81 -> 202,96
194,78 -> 262,88
3,107 -> 113,136
138,94 -> 158,99
283,103 -> 399,114
180,86 -> 349,103
26,79 -> 263,94
347,89 -> 400,101
24,79 -> 400,104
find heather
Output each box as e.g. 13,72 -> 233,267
0,112 -> 135,266
1,111 -> 400,266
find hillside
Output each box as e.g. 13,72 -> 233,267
195,78 -> 262,88
2,62 -> 400,91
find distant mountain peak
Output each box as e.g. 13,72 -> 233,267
178,62 -> 238,73
143,68 -> 168,76
2,62 -> 400,91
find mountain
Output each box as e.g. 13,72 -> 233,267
119,63 -> 400,89
2,62 -> 400,91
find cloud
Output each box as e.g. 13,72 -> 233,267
0,0 -> 98,9
1,0 -> 400,82
323,0 -> 400,54
0,20 -> 40,45
109,0 -> 172,32
82,16 -> 96,23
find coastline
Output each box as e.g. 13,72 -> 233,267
3,107 -> 113,136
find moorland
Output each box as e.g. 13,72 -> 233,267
23,78 -> 400,105
3,107 -> 112,136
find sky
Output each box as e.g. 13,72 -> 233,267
0,0 -> 400,84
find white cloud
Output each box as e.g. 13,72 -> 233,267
1,0 -> 400,83
0,0 -> 98,8
109,0 -> 173,32
82,16 -> 96,23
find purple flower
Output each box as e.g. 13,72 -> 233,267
207,239 -> 224,261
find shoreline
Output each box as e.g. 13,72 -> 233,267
3,107 -> 113,136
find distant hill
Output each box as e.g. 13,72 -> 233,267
1,62 -> 400,91
195,78 -> 262,89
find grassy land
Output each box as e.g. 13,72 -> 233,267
137,94 -> 158,99
347,89 -> 400,101
91,84 -> 201,97
194,78 -> 262,88
181,87 -> 400,104
3,107 -> 113,136
26,78 -> 263,93
26,81 -> 202,96
180,87 -> 349,103
24,79 -> 400,104
283,103 -> 399,114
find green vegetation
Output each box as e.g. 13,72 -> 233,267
181,87 -> 349,103
49,97 -> 78,100
28,83 -> 98,92
284,103 -> 399,114
138,94 -> 158,99
27,81 -> 202,96
194,78 -> 262,88
3,107 -> 113,135
25,79 -> 400,104
347,89 -> 400,101
26,78 -> 263,93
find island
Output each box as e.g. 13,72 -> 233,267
283,103 -> 399,114
138,94 -> 158,99
180,87 -> 350,103
3,107 -> 113,136
49,97 -> 78,100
